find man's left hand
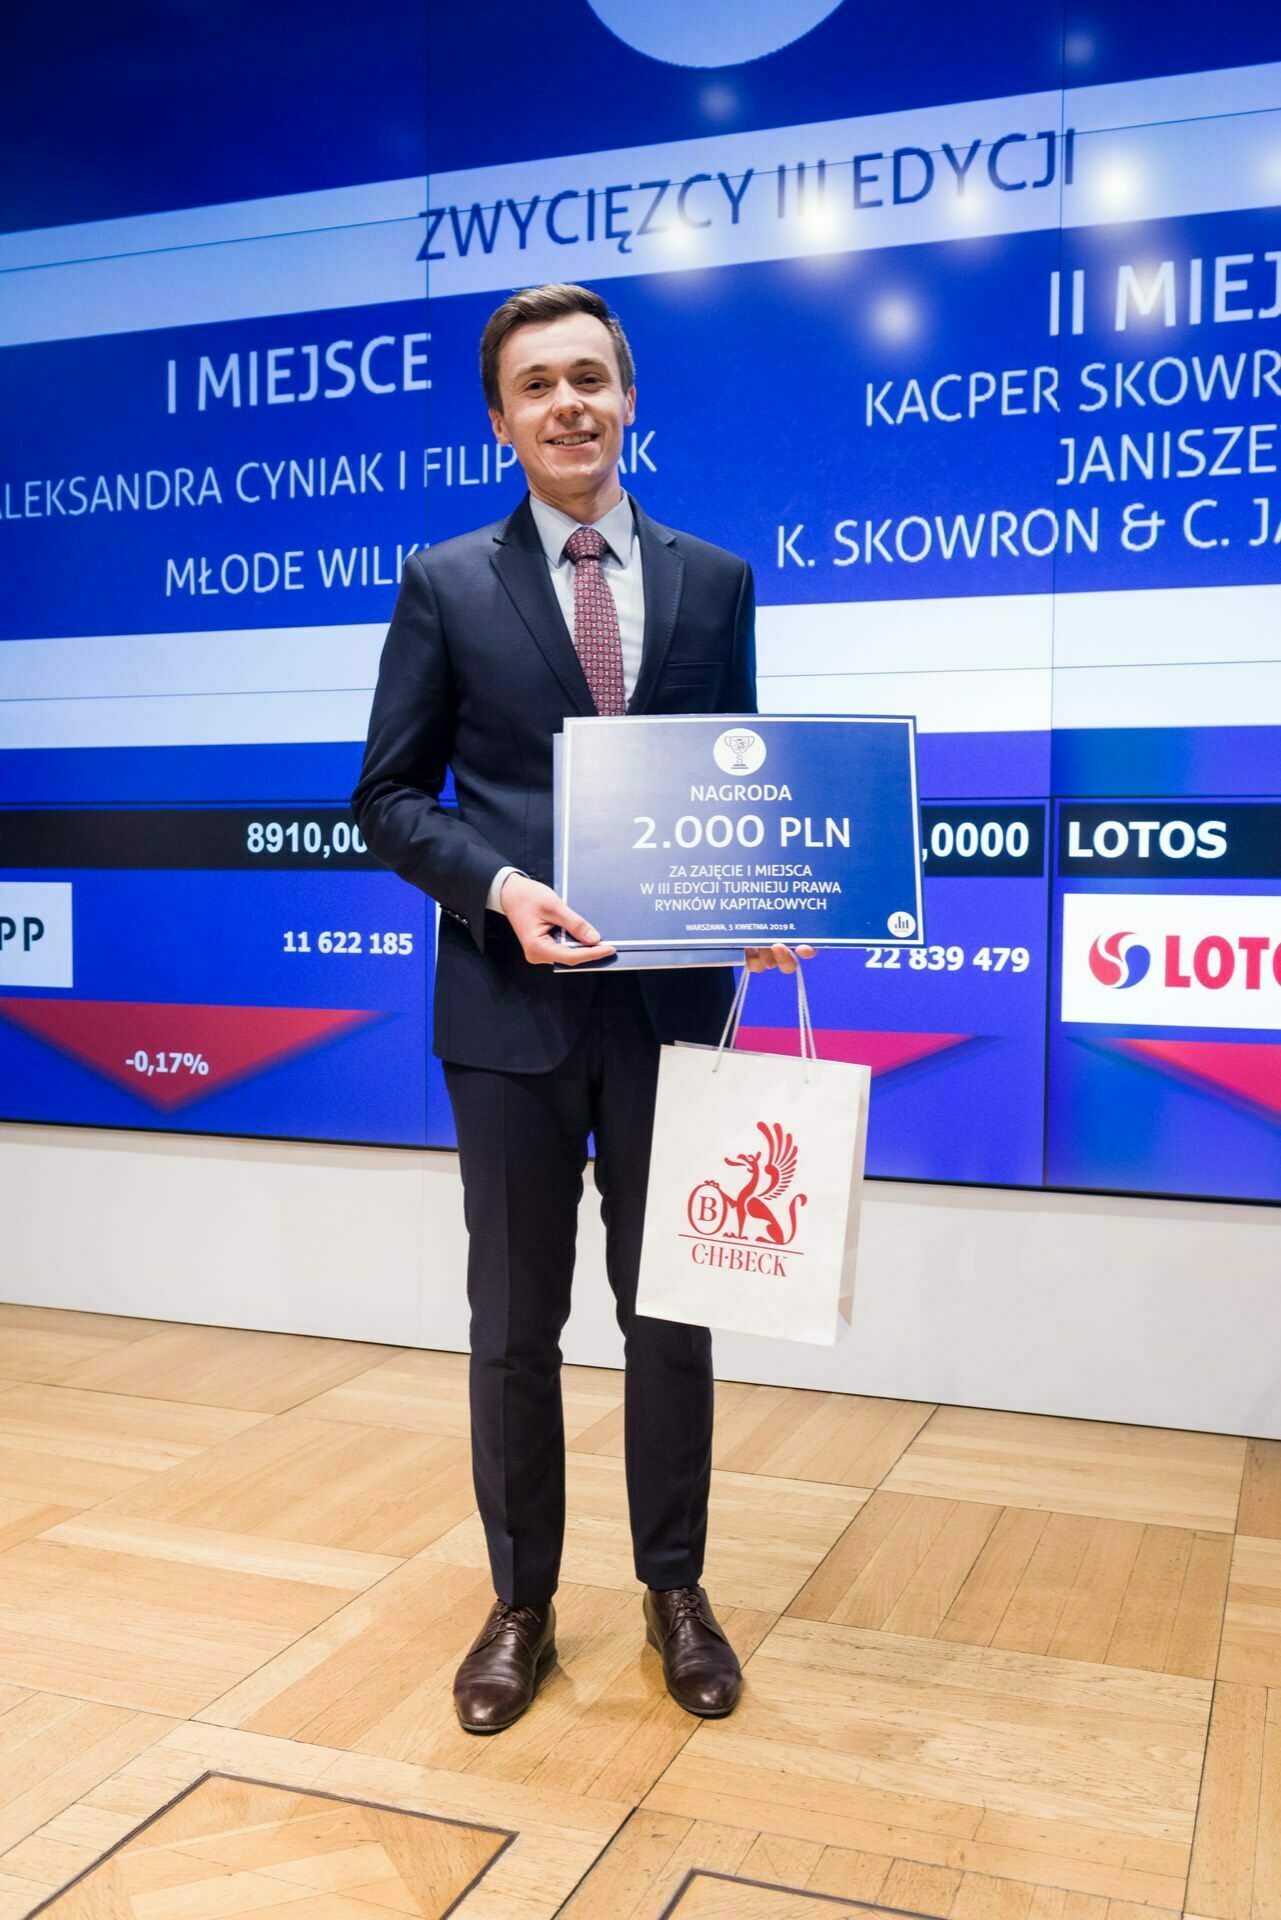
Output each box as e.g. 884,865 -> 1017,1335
744,943 -> 817,974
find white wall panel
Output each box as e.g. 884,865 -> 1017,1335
3,1123 -> 1277,1440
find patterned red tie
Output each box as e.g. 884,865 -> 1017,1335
564,526 -> 626,716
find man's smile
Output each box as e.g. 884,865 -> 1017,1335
545,430 -> 599,446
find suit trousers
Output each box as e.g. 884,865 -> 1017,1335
443,972 -> 714,1606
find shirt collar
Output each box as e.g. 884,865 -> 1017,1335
528,489 -> 635,566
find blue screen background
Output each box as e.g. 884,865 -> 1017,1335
1,0 -> 1277,1202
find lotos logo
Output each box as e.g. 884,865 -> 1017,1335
687,1120 -> 808,1247
1088,931 -> 1151,989
1062,894 -> 1281,1032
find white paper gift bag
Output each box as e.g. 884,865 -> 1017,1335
636,968 -> 870,1346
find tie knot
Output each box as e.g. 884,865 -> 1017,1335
564,525 -> 609,564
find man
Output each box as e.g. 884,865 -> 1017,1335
353,283 -> 808,1734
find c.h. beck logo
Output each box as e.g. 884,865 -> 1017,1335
685,1120 -> 808,1275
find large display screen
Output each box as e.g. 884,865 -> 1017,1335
1,0 -> 1278,1198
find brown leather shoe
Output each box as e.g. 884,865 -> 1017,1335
644,1585 -> 742,1717
453,1599 -> 557,1733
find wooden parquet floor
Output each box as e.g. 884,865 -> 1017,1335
0,1304 -> 1277,1920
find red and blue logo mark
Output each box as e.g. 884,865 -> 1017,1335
1088,931 -> 1151,988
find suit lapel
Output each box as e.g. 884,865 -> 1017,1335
490,495 -> 595,715
628,501 -> 684,714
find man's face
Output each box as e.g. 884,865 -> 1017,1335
489,312 -> 635,504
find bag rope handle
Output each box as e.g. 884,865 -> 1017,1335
713,960 -> 817,1077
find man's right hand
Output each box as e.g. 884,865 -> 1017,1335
500,873 -> 616,967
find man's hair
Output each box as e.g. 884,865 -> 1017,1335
479,283 -> 635,412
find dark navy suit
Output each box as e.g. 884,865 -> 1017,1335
352,491 -> 757,1603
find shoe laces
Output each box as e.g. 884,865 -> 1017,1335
481,1600 -> 544,1646
664,1586 -> 709,1627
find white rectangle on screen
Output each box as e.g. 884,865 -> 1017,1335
1061,891 -> 1281,1031
0,883 -> 74,988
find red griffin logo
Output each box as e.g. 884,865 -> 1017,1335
688,1121 -> 809,1247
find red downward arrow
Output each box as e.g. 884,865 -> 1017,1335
738,1026 -> 971,1075
0,998 -> 378,1110
1109,1038 -> 1281,1121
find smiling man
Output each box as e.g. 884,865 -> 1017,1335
352,283 -> 806,1734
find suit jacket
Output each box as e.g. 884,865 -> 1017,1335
351,491 -> 757,1072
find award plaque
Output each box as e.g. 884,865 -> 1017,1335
553,714 -> 924,959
